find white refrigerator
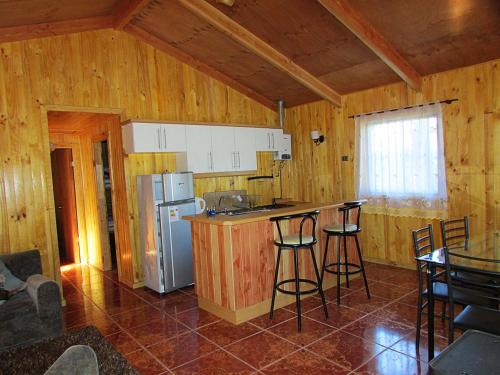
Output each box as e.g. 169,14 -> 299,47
137,172 -> 195,293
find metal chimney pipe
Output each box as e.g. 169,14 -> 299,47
277,99 -> 285,129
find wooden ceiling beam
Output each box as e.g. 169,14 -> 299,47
0,16 -> 113,44
113,0 -> 152,29
176,0 -> 342,107
124,24 -> 277,110
318,0 -> 422,91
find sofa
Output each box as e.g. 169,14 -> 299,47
0,249 -> 63,352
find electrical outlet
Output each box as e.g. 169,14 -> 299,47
341,155 -> 349,161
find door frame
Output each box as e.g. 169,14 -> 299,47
42,104 -> 135,288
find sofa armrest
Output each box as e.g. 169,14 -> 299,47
0,249 -> 41,281
26,274 -> 62,322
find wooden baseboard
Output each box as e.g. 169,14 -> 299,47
132,281 -> 145,289
198,276 -> 343,324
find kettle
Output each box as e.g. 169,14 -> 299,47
195,197 -> 206,214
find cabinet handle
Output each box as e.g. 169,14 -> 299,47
231,151 -> 236,168
157,128 -> 161,149
272,133 -> 275,149
207,152 -> 211,170
237,152 -> 241,168
267,133 -> 270,149
163,129 -> 167,150
210,152 -> 213,170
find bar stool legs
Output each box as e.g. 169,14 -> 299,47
322,232 -> 370,305
269,245 -> 328,331
269,246 -> 282,320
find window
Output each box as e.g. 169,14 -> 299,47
355,103 -> 447,217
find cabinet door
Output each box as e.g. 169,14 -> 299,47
234,127 -> 257,171
161,124 -> 187,152
185,125 -> 213,173
123,123 -> 162,153
211,126 -> 235,172
254,128 -> 272,151
268,128 -> 283,151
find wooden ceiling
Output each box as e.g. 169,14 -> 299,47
1,0 -> 499,109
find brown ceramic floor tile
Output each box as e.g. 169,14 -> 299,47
154,293 -> 198,315
148,331 -> 218,369
321,286 -> 355,301
268,316 -> 336,346
111,305 -> 164,329
364,281 -> 414,300
365,266 -> 400,282
226,331 -> 298,369
128,316 -> 189,347
173,350 -> 254,374
262,349 -> 349,375
381,273 -> 419,290
305,303 -> 366,329
309,330 -> 385,370
196,320 -> 261,347
126,349 -> 167,375
283,296 -> 328,314
353,348 -> 426,375
251,308 -> 296,329
94,296 -> 149,315
342,315 -> 413,347
390,330 -> 449,363
372,302 -> 422,328
63,305 -> 107,328
106,330 -> 142,355
339,291 -> 389,313
175,308 -> 220,329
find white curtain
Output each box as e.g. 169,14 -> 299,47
355,103 -> 447,218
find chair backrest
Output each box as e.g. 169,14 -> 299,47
444,246 -> 500,313
270,210 -> 320,245
412,224 -> 435,292
440,216 -> 469,248
338,201 -> 362,232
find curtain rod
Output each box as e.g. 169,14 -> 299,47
348,98 -> 458,119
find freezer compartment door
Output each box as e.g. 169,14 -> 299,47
159,202 -> 195,292
162,172 -> 194,202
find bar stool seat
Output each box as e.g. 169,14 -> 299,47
269,210 -> 328,331
280,234 -> 314,245
323,223 -> 358,233
321,201 -> 370,305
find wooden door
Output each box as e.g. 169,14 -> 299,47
93,141 -> 112,270
51,148 -> 80,264
485,113 -> 500,233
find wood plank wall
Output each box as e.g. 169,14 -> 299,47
0,29 -> 276,286
283,59 -> 500,268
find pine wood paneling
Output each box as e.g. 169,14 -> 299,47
283,59 -> 500,268
0,29 -> 276,286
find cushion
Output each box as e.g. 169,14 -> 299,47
279,234 -> 314,245
324,223 -> 358,233
0,259 -> 27,305
454,305 -> 500,335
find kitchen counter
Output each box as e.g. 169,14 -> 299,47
185,200 -> 361,324
183,201 -> 345,225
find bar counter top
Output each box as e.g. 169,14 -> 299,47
183,201 -> 347,226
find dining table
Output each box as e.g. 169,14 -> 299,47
416,232 -> 500,360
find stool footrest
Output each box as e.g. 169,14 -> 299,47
324,262 -> 363,276
276,278 -> 319,296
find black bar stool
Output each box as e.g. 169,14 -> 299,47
269,210 -> 328,331
320,201 -> 370,304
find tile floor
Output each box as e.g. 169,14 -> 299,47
61,262 -> 451,375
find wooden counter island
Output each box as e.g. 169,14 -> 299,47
183,202 -> 359,324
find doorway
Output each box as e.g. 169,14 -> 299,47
93,140 -> 117,270
50,148 -> 80,265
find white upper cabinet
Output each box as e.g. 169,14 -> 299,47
122,123 -> 186,153
123,121 -> 287,174
233,127 -> 257,171
255,128 -> 283,151
211,126 -> 235,172
184,125 -> 213,173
